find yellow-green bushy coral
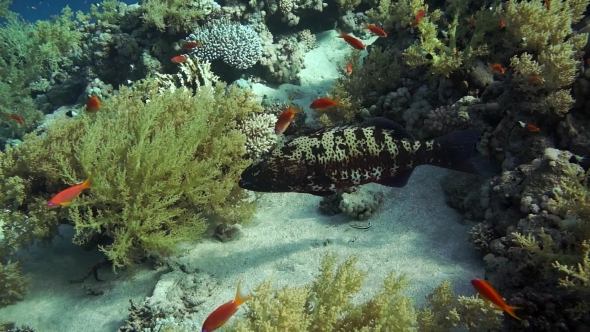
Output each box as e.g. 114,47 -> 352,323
140,0 -> 215,33
0,82 -> 258,269
226,253 -> 502,332
505,0 -> 589,115
399,0 -> 490,78
0,6 -> 80,135
417,280 -> 502,332
0,261 -> 30,307
367,0 -> 427,32
553,240 -> 590,289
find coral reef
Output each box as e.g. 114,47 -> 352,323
442,148 -> 590,330
259,29 -> 317,84
2,0 -> 590,327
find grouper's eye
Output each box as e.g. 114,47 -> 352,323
254,159 -> 268,170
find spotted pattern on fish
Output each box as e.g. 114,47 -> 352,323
238,118 -> 483,195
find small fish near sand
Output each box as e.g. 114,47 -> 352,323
471,279 -> 523,320
201,280 -> 251,332
275,98 -> 301,135
310,97 -> 342,111
365,25 -> 387,37
238,117 -> 484,196
336,29 -> 365,50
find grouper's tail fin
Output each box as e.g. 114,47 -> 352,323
427,130 -> 483,174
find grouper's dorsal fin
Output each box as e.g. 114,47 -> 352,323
308,124 -> 357,137
361,117 -> 414,140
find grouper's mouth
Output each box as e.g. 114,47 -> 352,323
238,178 -> 252,190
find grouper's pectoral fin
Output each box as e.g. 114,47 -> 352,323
376,169 -> 414,188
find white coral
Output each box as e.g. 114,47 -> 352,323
236,113 -> 278,160
154,57 -> 219,94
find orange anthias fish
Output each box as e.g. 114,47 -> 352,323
275,98 -> 301,135
346,62 -> 353,75
171,55 -> 188,64
489,63 -> 506,74
47,177 -> 92,209
411,10 -> 427,26
5,113 -> 24,126
86,95 -> 102,112
202,280 -> 251,332
310,97 -> 341,111
471,279 -> 523,320
365,25 -> 387,37
183,41 -> 201,49
336,30 -> 365,50
518,121 -> 540,133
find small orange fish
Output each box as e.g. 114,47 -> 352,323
489,63 -> 506,74
171,55 -> 187,64
5,113 -> 24,126
365,25 -> 387,37
201,280 -> 251,332
411,10 -> 427,26
275,98 -> 301,135
529,76 -> 544,83
310,97 -> 341,111
518,121 -> 540,132
466,17 -> 476,25
346,62 -> 353,75
336,30 -> 365,50
47,177 -> 92,209
499,17 -> 506,28
544,0 -> 550,9
86,95 -> 102,112
471,279 -> 523,320
183,41 -> 201,49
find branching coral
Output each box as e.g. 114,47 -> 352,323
417,280 -> 502,332
0,261 -> 30,307
187,18 -> 262,70
223,253 -> 504,331
140,0 -> 219,33
504,0 -> 589,116
553,240 -> 590,288
399,0 -> 491,78
0,82 -> 259,269
0,7 -> 79,138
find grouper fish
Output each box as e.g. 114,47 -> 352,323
238,117 -> 483,196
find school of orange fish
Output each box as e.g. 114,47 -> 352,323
32,20 -> 533,331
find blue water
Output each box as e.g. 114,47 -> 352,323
10,0 -> 136,22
